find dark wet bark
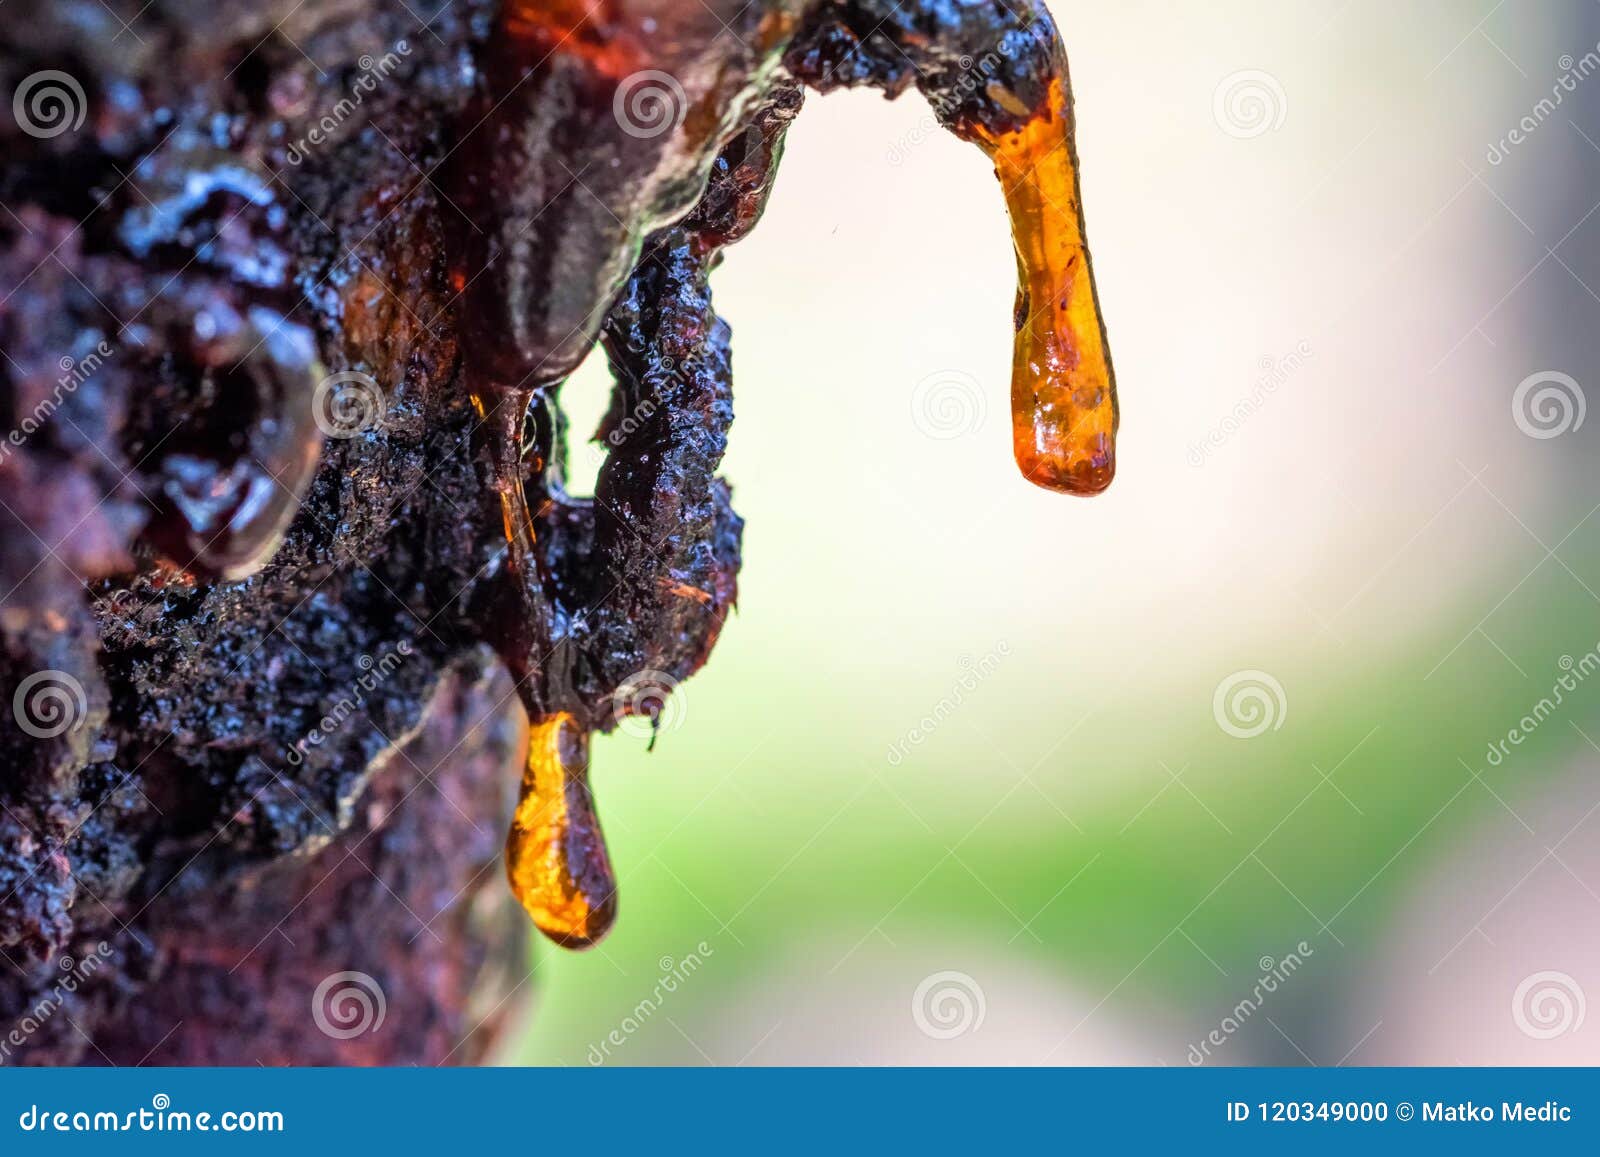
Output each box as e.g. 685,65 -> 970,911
1,0 -> 1092,1063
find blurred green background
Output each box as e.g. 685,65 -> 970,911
507,1 -> 1600,1065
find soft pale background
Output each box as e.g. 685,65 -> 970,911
508,0 -> 1600,1065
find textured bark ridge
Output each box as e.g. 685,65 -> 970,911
0,0 -> 1111,1063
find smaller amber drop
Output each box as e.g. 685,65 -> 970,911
974,77 -> 1117,496
506,712 -> 618,949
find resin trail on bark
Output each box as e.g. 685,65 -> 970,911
0,3 -> 1121,1060
449,0 -> 802,945
0,0 -> 1121,1059
972,76 -> 1116,495
787,0 -> 1119,494
447,0 -> 1119,949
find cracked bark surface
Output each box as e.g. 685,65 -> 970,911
0,0 -> 1111,1063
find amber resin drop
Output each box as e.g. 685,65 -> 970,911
473,389 -> 622,951
974,77 -> 1118,496
506,712 -> 619,949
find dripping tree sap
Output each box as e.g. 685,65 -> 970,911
507,714 -> 619,947
446,0 -> 1122,951
0,0 -> 1123,1060
972,76 -> 1119,496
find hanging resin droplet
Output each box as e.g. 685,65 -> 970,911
506,712 -> 619,949
974,77 -> 1118,496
